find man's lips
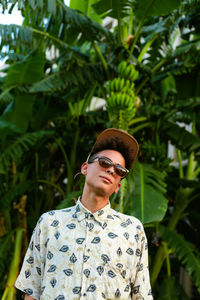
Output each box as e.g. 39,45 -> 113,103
100,176 -> 112,184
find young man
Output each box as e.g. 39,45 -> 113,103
15,128 -> 153,300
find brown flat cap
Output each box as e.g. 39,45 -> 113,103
88,128 -> 139,170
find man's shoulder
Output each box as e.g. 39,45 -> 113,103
109,208 -> 143,229
37,203 -> 77,225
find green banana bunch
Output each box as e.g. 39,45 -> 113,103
106,60 -> 140,128
117,61 -> 139,82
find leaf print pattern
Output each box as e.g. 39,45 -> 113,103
121,270 -> 126,279
47,251 -> 53,260
108,270 -> 116,278
91,237 -> 100,244
83,269 -> 90,278
87,284 -> 96,292
72,287 -> 81,294
29,241 -> 33,251
117,247 -> 122,255
66,223 -> 76,229
101,254 -> 110,264
115,288 -> 121,297
51,220 -> 59,227
116,263 -> 123,269
24,288 -> 33,295
124,284 -> 130,292
26,256 -> 34,264
83,255 -> 90,263
48,211 -> 55,216
36,267 -> 41,275
47,265 -> 56,272
69,253 -> 77,263
63,269 -> 73,276
35,244 -> 40,251
97,266 -> 104,276
108,232 -> 118,239
25,270 -> 31,278
76,238 -> 85,244
126,248 -> 134,255
45,238 -> 49,247
55,295 -> 65,300
59,245 -> 69,252
50,278 -> 57,288
54,232 -> 60,240
15,199 -> 153,300
124,232 -> 129,240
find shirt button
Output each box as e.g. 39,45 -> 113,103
87,249 -> 90,252
83,293 -> 87,296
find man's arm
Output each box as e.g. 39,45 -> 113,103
132,228 -> 153,299
25,295 -> 35,300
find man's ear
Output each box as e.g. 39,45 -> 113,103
114,182 -> 121,194
81,162 -> 88,175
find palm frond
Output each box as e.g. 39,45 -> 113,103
0,87 -> 14,103
0,120 -> 22,141
0,24 -> 33,52
163,121 -> 200,162
0,1 -> 112,46
160,225 -> 200,293
30,63 -> 104,93
3,50 -> 45,88
0,180 -> 35,211
0,130 -> 53,174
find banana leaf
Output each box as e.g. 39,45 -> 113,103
125,162 -> 168,224
160,225 -> 200,294
70,0 -> 102,23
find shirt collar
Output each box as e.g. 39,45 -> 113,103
75,197 -> 112,225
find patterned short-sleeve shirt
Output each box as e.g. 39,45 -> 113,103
15,199 -> 153,300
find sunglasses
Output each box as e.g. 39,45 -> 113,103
88,156 -> 129,178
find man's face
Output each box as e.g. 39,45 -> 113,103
81,149 -> 126,198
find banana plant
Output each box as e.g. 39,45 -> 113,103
1,0 -> 200,299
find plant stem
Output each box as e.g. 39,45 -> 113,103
135,58 -> 167,95
130,20 -> 143,54
128,116 -> 147,126
151,244 -> 166,287
56,138 -> 72,195
33,28 -> 70,49
177,149 -> 184,179
130,122 -> 151,134
117,12 -> 123,44
163,242 -> 171,276
139,164 -> 144,223
138,36 -> 156,63
130,0 -> 155,54
38,179 -> 65,198
128,7 -> 133,35
2,228 -> 23,300
92,42 -> 109,78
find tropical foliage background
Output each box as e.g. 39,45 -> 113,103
0,0 -> 200,299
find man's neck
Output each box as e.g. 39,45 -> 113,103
81,188 -> 109,213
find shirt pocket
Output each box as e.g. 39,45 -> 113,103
100,261 -> 131,299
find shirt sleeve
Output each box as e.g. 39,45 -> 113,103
131,226 -> 153,300
15,215 -> 45,300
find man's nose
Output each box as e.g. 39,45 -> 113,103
106,166 -> 115,175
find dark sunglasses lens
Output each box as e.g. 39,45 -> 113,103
98,158 -> 112,168
98,157 -> 127,177
115,166 -> 127,177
